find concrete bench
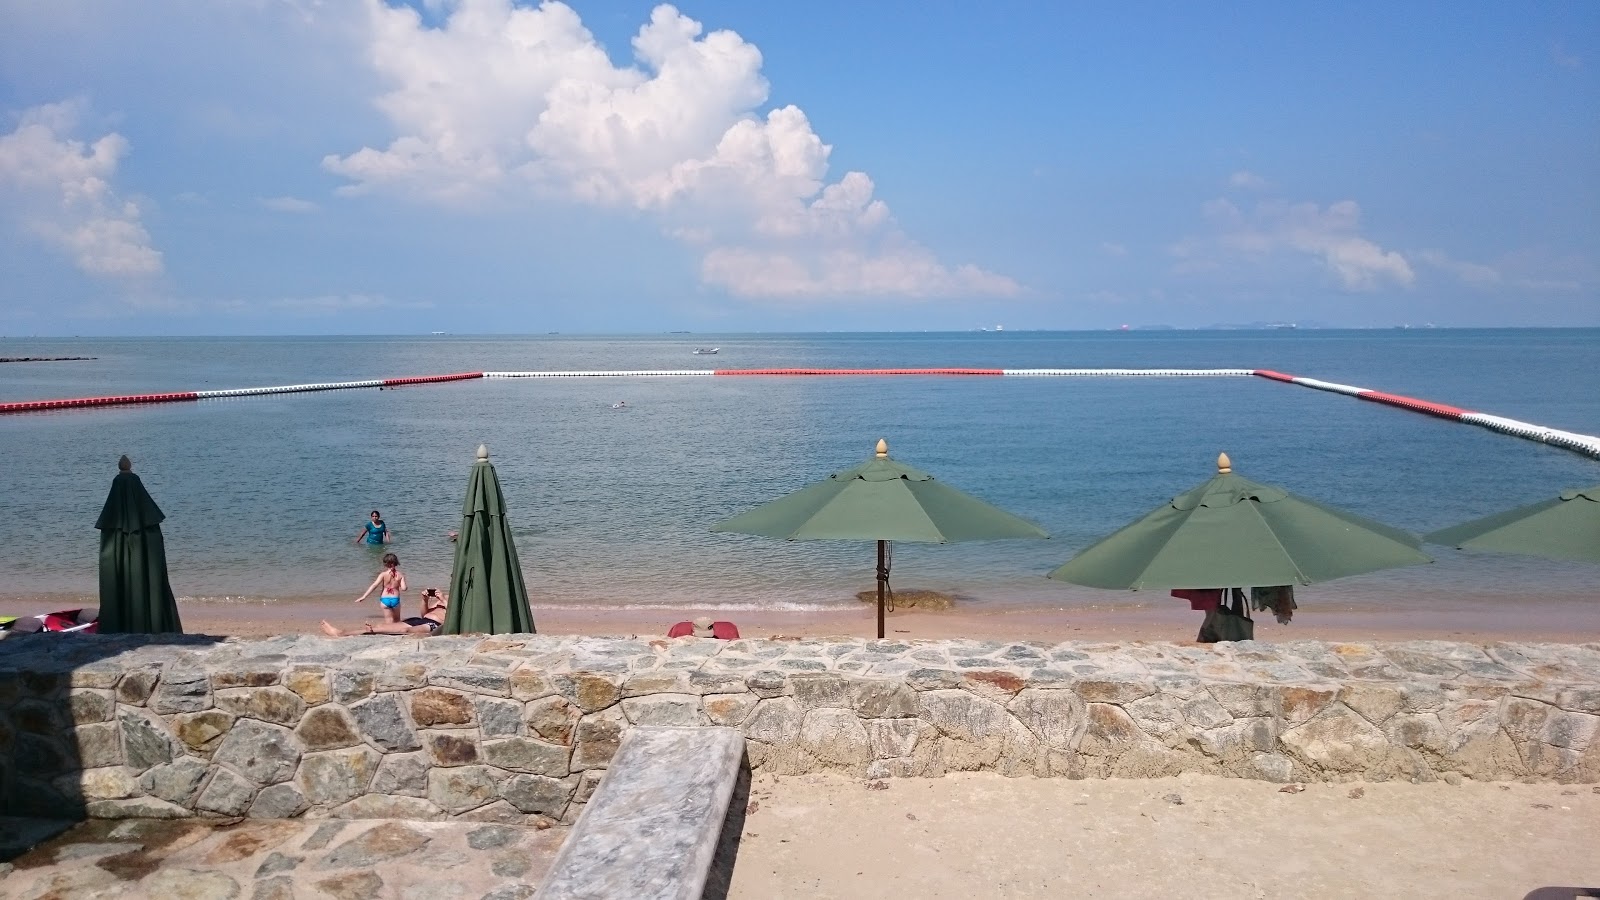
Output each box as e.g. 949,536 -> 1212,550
535,727 -> 746,900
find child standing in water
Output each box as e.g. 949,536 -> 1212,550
355,552 -> 407,624
355,510 -> 391,545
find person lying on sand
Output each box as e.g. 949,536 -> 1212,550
322,588 -> 447,637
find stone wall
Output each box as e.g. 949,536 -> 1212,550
2,634 -> 1597,823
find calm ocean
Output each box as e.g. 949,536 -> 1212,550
1,330 -> 1597,614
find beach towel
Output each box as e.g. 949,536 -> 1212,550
1251,585 -> 1297,624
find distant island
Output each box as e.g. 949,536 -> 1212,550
0,356 -> 96,363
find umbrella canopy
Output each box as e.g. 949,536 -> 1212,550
1049,453 -> 1431,591
713,439 -> 1048,637
443,445 -> 536,635
1425,486 -> 1600,563
96,456 -> 183,634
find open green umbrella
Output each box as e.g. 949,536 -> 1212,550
1425,486 -> 1600,563
96,456 -> 183,634
713,439 -> 1049,638
1049,453 -> 1431,591
443,445 -> 536,635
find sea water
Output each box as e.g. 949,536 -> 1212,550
1,329 -> 1596,613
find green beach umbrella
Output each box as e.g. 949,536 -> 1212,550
96,456 -> 183,634
1425,486 -> 1600,563
713,439 -> 1049,638
443,445 -> 536,635
1049,453 -> 1431,591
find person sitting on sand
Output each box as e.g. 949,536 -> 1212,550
354,552 -> 407,624
323,587 -> 447,637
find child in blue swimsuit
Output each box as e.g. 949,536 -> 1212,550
356,510 -> 390,545
355,552 -> 407,624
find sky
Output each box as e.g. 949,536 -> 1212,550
0,1 -> 1596,335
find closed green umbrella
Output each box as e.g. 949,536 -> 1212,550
443,445 -> 536,635
713,439 -> 1049,638
1049,453 -> 1431,591
1425,486 -> 1600,563
96,456 -> 183,634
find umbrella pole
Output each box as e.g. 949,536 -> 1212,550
876,539 -> 887,639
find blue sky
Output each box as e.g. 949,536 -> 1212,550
1,1 -> 1596,335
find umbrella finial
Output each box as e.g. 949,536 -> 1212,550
476,444 -> 489,462
118,455 -> 131,473
1217,452 -> 1232,474
875,438 -> 888,458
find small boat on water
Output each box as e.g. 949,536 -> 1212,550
692,347 -> 720,355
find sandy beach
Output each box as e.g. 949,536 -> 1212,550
726,773 -> 1600,899
138,590 -> 1600,644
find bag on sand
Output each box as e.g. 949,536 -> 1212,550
1210,588 -> 1255,642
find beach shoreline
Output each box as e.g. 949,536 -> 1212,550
71,591 -> 1600,644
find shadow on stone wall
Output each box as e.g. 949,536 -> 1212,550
1,632 -> 225,839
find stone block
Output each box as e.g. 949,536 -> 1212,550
86,796 -> 193,819
197,767 -> 258,816
296,705 -> 362,751
150,667 -> 212,714
424,730 -> 481,766
799,708 -> 871,769
174,709 -> 236,753
1280,704 -> 1394,774
572,708 -> 626,770
483,737 -> 571,776
140,756 -> 209,805
476,697 -> 524,737
410,688 -> 476,727
52,766 -> 138,801
742,697 -> 803,745
318,821 -> 433,868
500,773 -> 578,816
75,720 -> 123,768
332,668 -> 376,704
116,667 -> 159,705
332,794 -> 446,821
210,667 -> 280,689
1009,688 -> 1089,749
213,719 -> 302,785
67,689 -> 114,725
524,696 -> 582,745
555,673 -> 622,712
285,668 -> 331,705
299,747 -> 381,806
1339,684 -> 1405,725
961,670 -> 1027,701
849,680 -> 920,718
621,693 -> 710,726
704,692 -> 759,727
371,751 -> 431,798
350,692 -> 421,752
427,765 -> 501,813
250,783 -> 309,818
1072,676 -> 1155,705
745,670 -> 789,698
510,667 -> 556,701
864,718 -> 922,759
118,706 -> 182,773
215,686 -> 307,726
431,666 -> 512,697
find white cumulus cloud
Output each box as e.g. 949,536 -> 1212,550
324,0 -> 1016,301
0,102 -> 163,278
1174,195 -> 1414,290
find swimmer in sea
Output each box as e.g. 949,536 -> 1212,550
611,400 -> 627,409
355,510 -> 391,545
324,587 -> 446,637
355,552 -> 407,624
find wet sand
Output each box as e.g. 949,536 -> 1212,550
151,591 -> 1600,644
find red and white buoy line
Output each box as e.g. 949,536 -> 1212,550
3,366 -> 1596,460
1254,370 -> 1600,459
